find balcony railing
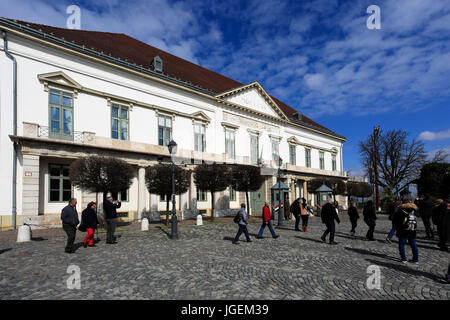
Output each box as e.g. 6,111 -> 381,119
38,126 -> 84,143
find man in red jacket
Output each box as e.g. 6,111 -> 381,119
256,201 -> 280,239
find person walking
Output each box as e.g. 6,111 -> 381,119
443,200 -> 450,282
418,195 -> 434,239
290,198 -> 301,231
386,198 -> 402,244
233,203 -> 252,244
81,202 -> 99,248
393,199 -> 419,264
320,197 -> 340,245
61,198 -> 79,254
300,198 -> 310,232
104,195 -> 121,244
347,201 -> 359,236
432,199 -> 448,251
257,201 -> 279,239
363,200 -> 377,241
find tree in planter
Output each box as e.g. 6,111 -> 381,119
69,156 -> 135,221
307,178 -> 346,204
193,163 -> 232,221
231,164 -> 265,215
346,181 -> 362,206
145,164 -> 190,225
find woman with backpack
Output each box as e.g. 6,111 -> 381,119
81,201 -> 99,248
232,203 -> 252,244
393,199 -> 419,264
300,198 -> 310,232
363,200 -> 377,241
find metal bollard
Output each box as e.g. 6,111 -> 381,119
196,214 -> 203,226
17,224 -> 31,242
141,218 -> 149,231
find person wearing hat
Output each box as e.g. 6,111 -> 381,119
104,195 -> 121,244
232,203 -> 252,244
257,201 -> 279,239
81,202 -> 99,248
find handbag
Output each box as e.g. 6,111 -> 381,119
78,217 -> 87,232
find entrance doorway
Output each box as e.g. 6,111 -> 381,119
250,183 -> 265,216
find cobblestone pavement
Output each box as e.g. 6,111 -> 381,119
0,215 -> 448,300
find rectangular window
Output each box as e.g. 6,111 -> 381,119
319,151 -> 325,170
272,140 -> 280,166
229,185 -> 236,201
289,144 -> 296,165
225,130 -> 236,159
196,189 -> 207,202
250,135 -> 259,165
111,103 -> 129,140
194,123 -> 206,152
332,154 -> 337,171
305,148 -> 311,168
49,89 -> 73,140
158,115 -> 172,146
111,189 -> 129,202
49,164 -> 72,202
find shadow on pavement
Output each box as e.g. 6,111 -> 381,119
295,235 -> 325,244
365,258 -> 444,284
0,248 -> 12,254
31,237 -> 47,241
344,247 -> 399,262
156,226 -> 171,239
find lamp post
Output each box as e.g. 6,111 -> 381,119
277,156 -> 283,226
168,140 -> 178,239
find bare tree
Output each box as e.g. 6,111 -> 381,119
359,129 -> 427,196
432,149 -> 450,163
193,163 -> 232,220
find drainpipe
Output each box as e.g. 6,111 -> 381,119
2,31 -> 18,230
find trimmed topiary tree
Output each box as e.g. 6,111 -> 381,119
145,164 -> 189,225
193,163 -> 232,220
231,164 -> 265,215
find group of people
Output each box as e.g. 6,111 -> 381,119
231,195 -> 449,282
60,195 -> 122,254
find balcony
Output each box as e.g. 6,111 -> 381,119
23,122 -> 95,144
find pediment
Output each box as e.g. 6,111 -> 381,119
287,136 -> 301,145
190,111 -> 211,123
216,82 -> 289,120
37,71 -> 82,91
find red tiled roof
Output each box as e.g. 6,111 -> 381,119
2,18 -> 344,139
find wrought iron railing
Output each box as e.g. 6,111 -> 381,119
38,126 -> 83,143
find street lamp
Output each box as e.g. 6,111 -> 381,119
168,140 -> 178,239
278,156 -> 283,227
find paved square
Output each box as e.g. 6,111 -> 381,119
0,215 -> 448,299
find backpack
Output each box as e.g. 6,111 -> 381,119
401,209 -> 417,231
233,211 -> 241,223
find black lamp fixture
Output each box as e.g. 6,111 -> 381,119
167,139 -> 178,239
168,140 -> 177,155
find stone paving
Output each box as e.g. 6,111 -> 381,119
0,214 -> 448,300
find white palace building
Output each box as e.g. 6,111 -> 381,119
0,18 -> 347,230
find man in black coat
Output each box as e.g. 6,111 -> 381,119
61,198 -> 79,253
418,195 -> 434,239
290,198 -> 301,231
347,201 -> 359,236
104,195 -> 121,244
320,197 -> 340,245
432,199 -> 448,251
363,200 -> 377,241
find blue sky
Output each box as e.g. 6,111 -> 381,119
1,0 -> 449,176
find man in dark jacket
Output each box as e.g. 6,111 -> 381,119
233,203 -> 252,244
320,197 -> 340,245
418,195 -> 434,239
257,201 -> 279,239
347,201 -> 359,236
61,198 -> 79,253
290,198 -> 301,231
104,195 -> 121,244
432,199 -> 448,251
393,201 -> 419,264
363,200 -> 377,241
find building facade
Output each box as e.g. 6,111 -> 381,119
0,18 -> 347,230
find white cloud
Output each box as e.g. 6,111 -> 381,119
418,129 -> 450,141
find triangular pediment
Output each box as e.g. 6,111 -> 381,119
216,82 -> 289,120
190,111 -> 211,123
37,71 -> 82,90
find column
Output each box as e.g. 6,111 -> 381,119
303,180 -> 308,203
137,167 -> 146,220
22,154 -> 40,216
